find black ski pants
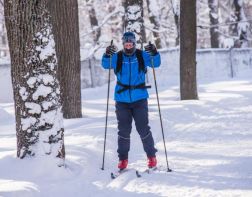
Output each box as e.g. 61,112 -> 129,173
115,99 -> 157,160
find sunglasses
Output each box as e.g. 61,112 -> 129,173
122,36 -> 136,43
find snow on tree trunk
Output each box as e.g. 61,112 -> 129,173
233,0 -> 249,47
48,0 -> 82,119
180,0 -> 198,100
4,0 -> 65,165
123,0 -> 146,48
146,0 -> 161,49
208,0 -> 220,48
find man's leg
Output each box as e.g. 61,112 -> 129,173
132,99 -> 157,157
115,101 -> 133,160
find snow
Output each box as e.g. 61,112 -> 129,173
25,102 -> 42,114
126,5 -> 141,21
21,117 -> 37,130
0,106 -> 13,124
19,87 -> 29,101
42,101 -> 53,110
238,0 -> 243,7
210,12 -> 218,19
32,84 -> 52,100
35,30 -> 56,62
1,69 -> 252,196
27,74 -> 55,88
172,0 -> 180,16
148,0 -> 160,17
27,77 -> 37,88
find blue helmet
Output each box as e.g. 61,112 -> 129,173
122,32 -> 136,44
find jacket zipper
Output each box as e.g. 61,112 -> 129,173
129,57 -> 132,102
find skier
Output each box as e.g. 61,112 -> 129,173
101,32 -> 161,170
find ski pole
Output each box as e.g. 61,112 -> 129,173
150,42 -> 172,172
101,40 -> 113,170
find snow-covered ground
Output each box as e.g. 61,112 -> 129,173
0,76 -> 252,197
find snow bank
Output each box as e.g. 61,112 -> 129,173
0,106 -> 14,123
0,65 -> 13,103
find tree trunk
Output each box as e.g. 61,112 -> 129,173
208,0 -> 220,48
174,13 -> 180,46
4,0 -> 65,165
180,0 -> 198,100
233,0 -> 249,47
86,0 -> 101,43
48,0 -> 82,119
123,0 -> 146,48
171,0 -> 180,46
146,0 -> 161,49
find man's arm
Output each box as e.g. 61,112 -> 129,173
142,51 -> 161,68
101,53 -> 117,69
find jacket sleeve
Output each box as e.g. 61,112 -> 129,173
142,51 -> 161,68
101,53 -> 117,69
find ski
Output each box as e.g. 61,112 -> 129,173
110,168 -> 129,179
135,166 -> 162,178
111,166 -> 170,179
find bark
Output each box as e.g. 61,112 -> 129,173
123,0 -> 146,48
4,0 -> 65,164
146,0 -> 161,48
208,0 -> 220,48
48,0 -> 82,119
180,0 -> 198,100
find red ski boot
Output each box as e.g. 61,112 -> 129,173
118,159 -> 128,170
147,156 -> 157,168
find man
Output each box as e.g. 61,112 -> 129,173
101,32 -> 161,170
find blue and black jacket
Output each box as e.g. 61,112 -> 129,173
101,50 -> 161,103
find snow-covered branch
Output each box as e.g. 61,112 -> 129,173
80,6 -> 124,38
143,23 -> 174,34
198,19 -> 252,29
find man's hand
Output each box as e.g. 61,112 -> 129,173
105,44 -> 117,56
144,42 -> 158,56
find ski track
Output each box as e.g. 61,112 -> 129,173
0,79 -> 252,197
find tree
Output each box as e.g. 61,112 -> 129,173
86,0 -> 101,44
48,0 -> 82,119
146,0 -> 161,48
208,0 -> 220,48
180,0 -> 198,100
233,0 -> 249,47
123,0 -> 146,48
171,0 -> 180,46
4,0 -> 65,165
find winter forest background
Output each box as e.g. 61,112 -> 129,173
0,0 -> 252,90
0,0 -> 252,59
0,0 -> 252,197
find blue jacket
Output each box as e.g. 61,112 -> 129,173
101,50 -> 161,103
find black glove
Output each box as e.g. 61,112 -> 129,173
105,44 -> 117,57
144,43 -> 158,56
